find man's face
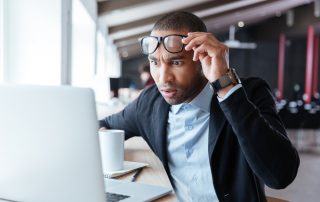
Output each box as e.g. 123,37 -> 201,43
148,29 -> 207,105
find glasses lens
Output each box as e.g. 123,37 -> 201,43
141,37 -> 158,54
164,35 -> 184,53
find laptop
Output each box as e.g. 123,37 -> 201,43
0,84 -> 171,202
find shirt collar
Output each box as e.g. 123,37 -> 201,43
171,82 -> 213,114
171,103 -> 184,114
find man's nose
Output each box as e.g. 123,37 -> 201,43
158,64 -> 174,84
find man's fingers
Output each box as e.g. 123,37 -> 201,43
199,54 -> 211,66
192,42 -> 224,61
192,43 -> 208,61
182,32 -> 230,82
183,32 -> 219,43
183,33 -> 221,53
183,33 -> 211,50
184,37 -> 203,51
181,32 -> 202,44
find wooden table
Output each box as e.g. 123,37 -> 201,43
117,137 -> 176,202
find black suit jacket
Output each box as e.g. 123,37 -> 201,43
100,77 -> 300,202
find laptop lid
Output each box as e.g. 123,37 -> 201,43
0,84 -> 106,202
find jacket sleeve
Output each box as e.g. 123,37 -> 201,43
219,78 -> 300,189
99,96 -> 142,140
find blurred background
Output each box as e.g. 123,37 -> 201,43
1,0 -> 320,201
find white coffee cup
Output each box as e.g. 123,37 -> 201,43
98,129 -> 124,172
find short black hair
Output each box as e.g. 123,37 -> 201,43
152,11 -> 207,32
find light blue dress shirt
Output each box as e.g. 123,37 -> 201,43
166,83 -> 242,202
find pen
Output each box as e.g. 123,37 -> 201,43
131,167 -> 143,182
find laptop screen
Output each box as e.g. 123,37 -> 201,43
0,85 -> 106,202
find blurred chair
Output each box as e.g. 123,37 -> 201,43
280,101 -> 303,129
279,101 -> 304,148
301,104 -> 320,129
298,104 -> 320,150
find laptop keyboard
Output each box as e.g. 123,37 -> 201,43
106,192 -> 130,202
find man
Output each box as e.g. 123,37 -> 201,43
139,63 -> 155,89
100,11 -> 299,202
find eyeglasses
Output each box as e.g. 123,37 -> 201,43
139,34 -> 187,54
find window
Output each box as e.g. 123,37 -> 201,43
71,0 -> 96,87
93,31 -> 111,102
3,0 -> 61,85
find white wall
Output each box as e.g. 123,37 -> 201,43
80,0 -> 97,21
72,0 -> 115,103
97,16 -> 121,78
3,0 -> 61,85
106,38 -> 121,78
71,0 -> 96,87
1,0 -> 121,103
94,31 -> 111,102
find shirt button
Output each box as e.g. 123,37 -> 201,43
192,175 -> 198,181
186,149 -> 193,158
182,104 -> 190,110
186,125 -> 193,130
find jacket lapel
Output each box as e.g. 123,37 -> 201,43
153,98 -> 170,165
208,97 -> 227,158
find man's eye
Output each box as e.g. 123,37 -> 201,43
150,60 -> 158,65
172,60 -> 182,65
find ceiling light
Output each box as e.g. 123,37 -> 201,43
238,21 -> 245,27
121,51 -> 129,58
224,25 -> 257,49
